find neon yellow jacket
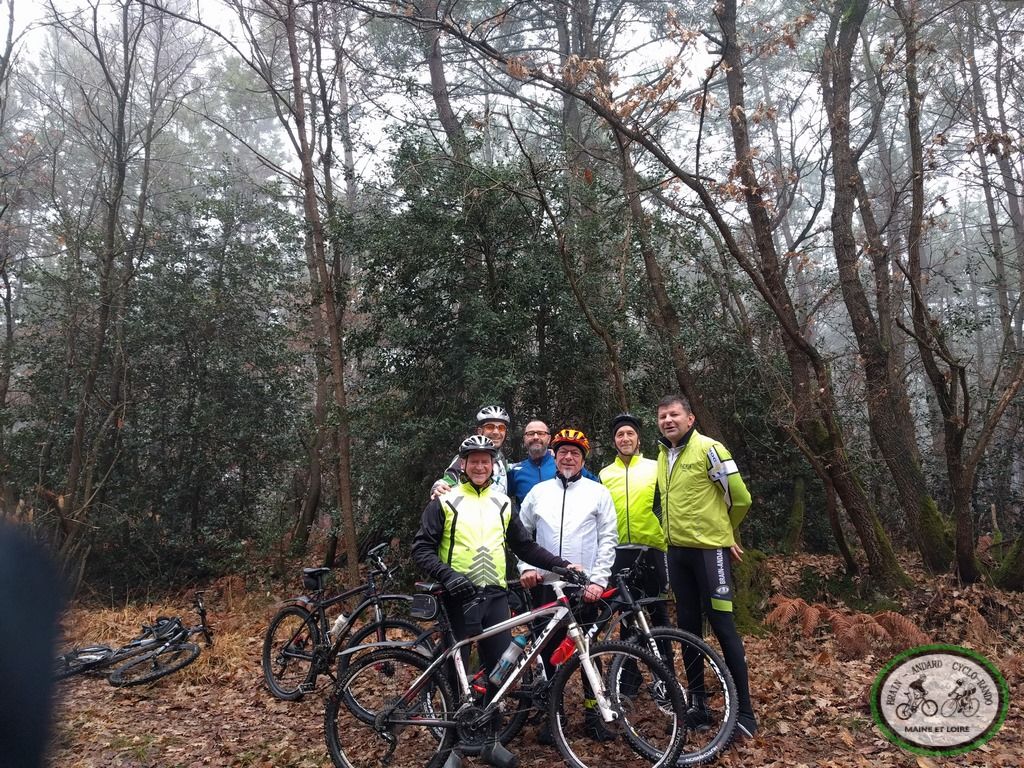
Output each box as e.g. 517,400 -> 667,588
599,455 -> 665,551
657,430 -> 751,548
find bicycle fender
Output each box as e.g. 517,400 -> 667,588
279,596 -> 316,610
376,593 -> 414,604
336,638 -> 429,658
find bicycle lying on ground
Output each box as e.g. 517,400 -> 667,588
324,566 -> 689,768
262,542 -> 428,700
54,591 -> 214,687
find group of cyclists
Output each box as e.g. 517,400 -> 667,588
410,397 -> 759,759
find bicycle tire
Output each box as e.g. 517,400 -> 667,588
618,627 -> 738,765
108,642 -> 200,686
963,696 -> 980,717
940,698 -> 957,717
325,647 -> 456,768
262,605 -> 321,700
895,702 -> 912,720
549,639 -> 686,768
54,646 -> 114,680
336,618 -> 431,678
921,698 -> 938,717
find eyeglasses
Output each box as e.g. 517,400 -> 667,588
524,430 -> 549,437
482,423 -> 507,433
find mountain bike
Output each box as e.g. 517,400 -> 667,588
324,567 -> 689,768
262,542 -> 427,700
54,592 -> 214,687
578,545 -> 739,765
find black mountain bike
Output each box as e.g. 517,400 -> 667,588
262,543 -> 427,700
54,592 -> 214,687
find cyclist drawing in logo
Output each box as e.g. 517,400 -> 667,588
896,675 -> 938,719
942,677 -> 981,718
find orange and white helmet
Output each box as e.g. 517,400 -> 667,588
551,428 -> 590,457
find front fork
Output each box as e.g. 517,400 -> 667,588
568,623 -> 617,723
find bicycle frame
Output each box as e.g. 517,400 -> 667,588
380,578 -> 618,730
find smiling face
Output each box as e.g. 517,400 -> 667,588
555,444 -> 584,478
657,400 -> 695,444
523,420 -> 550,459
478,420 -> 507,449
614,425 -> 640,459
463,451 -> 494,486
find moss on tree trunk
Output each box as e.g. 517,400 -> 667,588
783,476 -> 805,554
733,548 -> 770,634
993,538 -> 1024,591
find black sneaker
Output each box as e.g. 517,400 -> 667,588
684,703 -> 714,732
584,709 -> 618,742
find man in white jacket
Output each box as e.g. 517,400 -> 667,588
518,427 -> 619,742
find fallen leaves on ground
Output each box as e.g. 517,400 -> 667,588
51,554 -> 1024,767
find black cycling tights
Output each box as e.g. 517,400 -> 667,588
666,546 -> 754,724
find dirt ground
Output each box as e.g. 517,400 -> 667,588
49,554 -> 1024,768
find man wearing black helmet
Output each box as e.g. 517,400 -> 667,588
412,435 -> 570,684
599,414 -> 670,631
431,405 -> 512,498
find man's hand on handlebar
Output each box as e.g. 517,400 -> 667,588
520,569 -> 543,588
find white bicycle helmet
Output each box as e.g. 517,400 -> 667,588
459,434 -> 498,458
475,404 -> 510,426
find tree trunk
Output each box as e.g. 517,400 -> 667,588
284,1 -> 359,585
822,0 -> 952,572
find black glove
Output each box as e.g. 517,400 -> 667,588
442,572 -> 476,601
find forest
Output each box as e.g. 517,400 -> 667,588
0,0 -> 1022,600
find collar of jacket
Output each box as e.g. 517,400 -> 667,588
614,452 -> 645,467
658,426 -> 695,451
459,475 -> 494,494
557,470 -> 583,487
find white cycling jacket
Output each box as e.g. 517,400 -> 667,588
517,474 -> 618,586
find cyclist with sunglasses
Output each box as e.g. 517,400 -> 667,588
431,405 -> 512,499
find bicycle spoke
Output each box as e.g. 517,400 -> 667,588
326,648 -> 455,768
550,641 -> 685,768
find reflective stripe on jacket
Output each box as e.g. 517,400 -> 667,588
657,430 -> 751,548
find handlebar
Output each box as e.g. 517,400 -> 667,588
551,566 -> 589,586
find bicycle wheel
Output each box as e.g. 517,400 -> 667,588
921,698 -> 938,716
549,640 -> 686,768
622,627 -> 738,765
337,618 -> 432,678
940,698 -> 957,717
963,696 -> 980,717
326,647 -> 456,768
54,646 -> 114,680
108,642 -> 200,686
262,605 -> 320,700
895,702 -> 912,720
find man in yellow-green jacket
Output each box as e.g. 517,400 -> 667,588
656,394 -> 757,741
599,413 -> 670,630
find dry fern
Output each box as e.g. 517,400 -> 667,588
765,595 -> 932,659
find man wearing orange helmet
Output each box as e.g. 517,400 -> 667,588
518,427 -> 619,741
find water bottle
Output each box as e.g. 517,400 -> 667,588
328,612 -> 349,641
488,635 -> 528,686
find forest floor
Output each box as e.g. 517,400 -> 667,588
50,552 -> 1024,768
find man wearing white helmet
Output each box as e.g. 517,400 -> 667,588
431,405 -> 511,498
